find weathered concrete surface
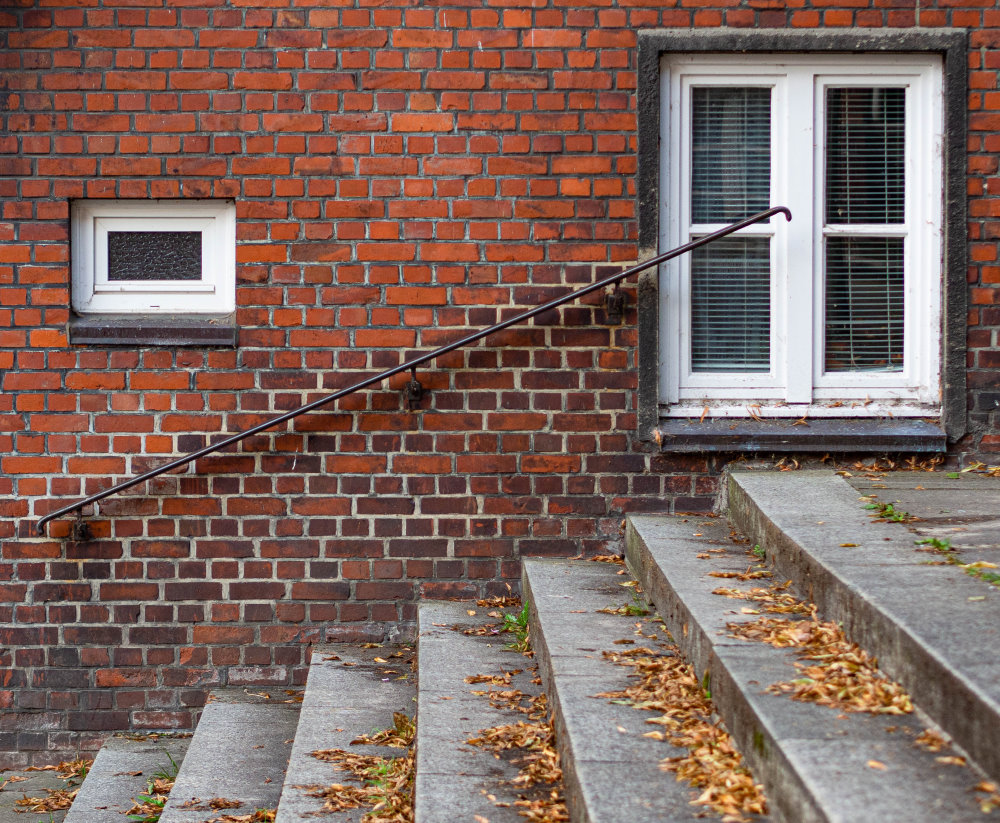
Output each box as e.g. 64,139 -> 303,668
415,601 -> 544,823
275,645 -> 414,823
64,734 -> 190,823
159,693 -> 298,823
0,768 -> 73,823
725,470 -> 1000,788
627,513 -> 992,823
523,559 -> 718,823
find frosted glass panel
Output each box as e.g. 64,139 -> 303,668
108,231 -> 202,281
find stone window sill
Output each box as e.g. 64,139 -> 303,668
68,313 -> 237,347
655,418 -> 946,453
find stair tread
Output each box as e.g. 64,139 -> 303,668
727,470 -> 1000,783
415,600 -> 544,823
159,693 -> 299,823
522,558 -> 728,823
64,735 -> 190,823
628,512 -> 992,823
274,644 -> 415,823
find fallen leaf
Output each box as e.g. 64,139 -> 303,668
867,760 -> 887,770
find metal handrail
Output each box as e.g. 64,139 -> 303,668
36,206 -> 791,535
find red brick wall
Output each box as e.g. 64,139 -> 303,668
0,0 -> 996,761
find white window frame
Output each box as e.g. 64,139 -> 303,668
659,54 -> 943,419
71,200 -> 236,315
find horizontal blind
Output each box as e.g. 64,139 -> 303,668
691,87 -> 771,224
108,231 -> 203,282
825,237 -> 904,373
825,87 -> 905,225
691,237 -> 771,373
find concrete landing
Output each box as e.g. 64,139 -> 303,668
274,644 -> 415,823
0,767 -> 74,823
727,470 -> 1000,787
522,559 -> 723,823
627,513 -> 989,823
159,691 -> 299,823
65,734 -> 190,823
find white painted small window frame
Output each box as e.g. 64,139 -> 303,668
659,54 -> 943,419
72,200 -> 236,315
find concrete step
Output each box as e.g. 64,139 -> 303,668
158,690 -> 299,823
64,734 -> 190,823
521,558 -> 742,823
414,600 -> 548,823
0,766 -> 79,823
274,643 -> 415,823
725,469 -> 1000,786
627,511 -> 995,823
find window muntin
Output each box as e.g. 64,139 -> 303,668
72,200 -> 236,315
660,54 -> 942,418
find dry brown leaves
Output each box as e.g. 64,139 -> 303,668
599,647 -> 766,822
478,596 -> 522,608
202,810 -> 276,823
351,712 -> 415,748
179,796 -> 242,810
25,758 -> 92,781
707,566 -> 771,582
306,749 -> 414,822
123,776 -> 175,819
14,787 -> 78,812
976,781 -> 1000,813
724,587 -> 912,716
712,582 -> 812,616
14,757 -> 93,813
588,554 -> 625,564
913,728 -> 948,752
466,694 -> 568,823
308,712 -> 415,822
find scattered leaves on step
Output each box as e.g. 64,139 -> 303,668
725,587 -> 913,716
202,810 -> 275,823
913,729 -> 949,752
466,670 -> 521,686
707,567 -> 771,581
181,797 -> 242,810
306,750 -> 414,822
25,758 -> 92,781
867,760 -> 887,770
935,756 -> 967,767
598,645 -> 766,822
711,581 -> 811,615
976,782 -> 1000,813
14,787 -> 78,812
125,775 -> 175,820
588,555 -> 624,564
477,596 -> 522,609
349,712 -> 415,748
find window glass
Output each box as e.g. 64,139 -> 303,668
691,87 -> 771,223
107,231 -> 203,282
825,87 -> 905,225
691,237 -> 771,373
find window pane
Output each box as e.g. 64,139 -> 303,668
825,237 -> 904,373
691,87 -> 771,224
108,231 -> 203,281
825,88 -> 905,225
691,237 -> 770,372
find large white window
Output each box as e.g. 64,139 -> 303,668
71,200 -> 236,315
660,54 -> 943,418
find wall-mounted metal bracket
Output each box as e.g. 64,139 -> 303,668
70,511 -> 91,542
405,367 -> 424,410
604,284 -> 625,324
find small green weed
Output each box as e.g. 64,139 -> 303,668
916,537 -> 953,552
701,670 -> 712,700
865,501 -> 912,523
125,750 -> 178,823
502,604 -> 531,652
916,537 -> 1000,591
751,545 -> 765,560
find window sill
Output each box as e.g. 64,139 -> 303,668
68,313 -> 237,347
655,417 -> 946,453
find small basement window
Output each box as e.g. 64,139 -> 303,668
71,200 -> 236,315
